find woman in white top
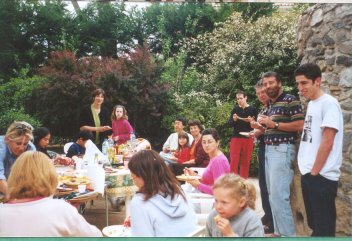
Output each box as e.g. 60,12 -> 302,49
0,151 -> 102,237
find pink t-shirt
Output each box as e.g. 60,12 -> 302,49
197,153 -> 230,195
112,119 -> 134,145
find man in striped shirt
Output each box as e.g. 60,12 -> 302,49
258,72 -> 304,237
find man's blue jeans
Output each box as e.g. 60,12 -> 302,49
265,143 -> 296,236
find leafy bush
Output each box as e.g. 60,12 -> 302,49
0,109 -> 41,135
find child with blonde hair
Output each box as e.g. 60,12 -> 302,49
206,173 -> 264,237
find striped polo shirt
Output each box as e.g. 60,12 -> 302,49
264,92 -> 304,145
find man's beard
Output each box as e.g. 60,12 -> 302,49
266,86 -> 280,99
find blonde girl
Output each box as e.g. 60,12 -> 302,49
111,105 -> 134,145
206,173 -> 264,237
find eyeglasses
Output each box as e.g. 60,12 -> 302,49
15,123 -> 33,132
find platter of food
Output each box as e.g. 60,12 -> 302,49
102,225 -> 130,237
61,177 -> 90,188
176,175 -> 201,182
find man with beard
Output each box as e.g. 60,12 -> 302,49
250,80 -> 273,234
258,72 -> 304,237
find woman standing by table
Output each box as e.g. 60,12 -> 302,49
184,128 -> 230,195
79,88 -> 112,150
0,121 -> 36,200
0,151 -> 102,237
125,150 -> 197,237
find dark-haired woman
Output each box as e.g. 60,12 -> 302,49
79,88 -> 112,149
33,127 -> 51,158
126,150 -> 197,237
184,128 -> 230,195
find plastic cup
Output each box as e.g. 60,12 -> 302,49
124,159 -> 129,169
78,184 -> 86,193
115,155 -> 123,164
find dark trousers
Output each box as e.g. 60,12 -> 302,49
301,173 -> 338,236
258,143 -> 273,224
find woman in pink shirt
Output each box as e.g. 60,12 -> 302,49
111,105 -> 134,145
184,128 -> 230,195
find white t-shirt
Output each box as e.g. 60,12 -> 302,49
163,132 -> 194,151
298,94 -> 343,181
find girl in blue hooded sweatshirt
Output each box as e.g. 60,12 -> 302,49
124,150 -> 197,237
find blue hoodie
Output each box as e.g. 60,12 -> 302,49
130,192 -> 197,237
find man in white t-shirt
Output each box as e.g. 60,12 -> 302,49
160,117 -> 193,164
295,63 -> 343,237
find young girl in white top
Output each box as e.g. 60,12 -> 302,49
206,173 -> 264,237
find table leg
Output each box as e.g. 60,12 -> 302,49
105,193 -> 109,226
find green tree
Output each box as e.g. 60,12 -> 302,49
0,0 -> 23,79
142,3 -> 220,57
0,0 -> 73,80
72,2 -> 134,58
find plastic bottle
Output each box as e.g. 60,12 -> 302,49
107,136 -> 114,147
102,138 -> 108,155
130,132 -> 137,150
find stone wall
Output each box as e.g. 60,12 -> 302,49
294,3 -> 352,236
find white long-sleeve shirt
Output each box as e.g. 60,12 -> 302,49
0,197 -> 102,237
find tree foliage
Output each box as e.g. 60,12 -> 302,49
72,2 -> 134,58
182,12 -> 299,101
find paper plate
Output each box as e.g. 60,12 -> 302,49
102,225 -> 130,237
176,175 -> 201,182
239,132 -> 251,137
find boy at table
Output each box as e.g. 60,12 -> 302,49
66,131 -> 93,158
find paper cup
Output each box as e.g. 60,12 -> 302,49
78,184 -> 86,193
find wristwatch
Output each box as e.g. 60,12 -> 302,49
274,122 -> 279,129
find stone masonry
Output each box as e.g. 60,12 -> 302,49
294,3 -> 352,236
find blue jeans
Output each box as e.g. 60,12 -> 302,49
265,143 -> 296,236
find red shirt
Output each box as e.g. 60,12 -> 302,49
174,146 -> 191,164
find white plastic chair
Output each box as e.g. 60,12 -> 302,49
63,142 -> 74,154
187,225 -> 206,237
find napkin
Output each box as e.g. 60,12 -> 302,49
86,164 -> 105,195
83,140 -> 108,164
